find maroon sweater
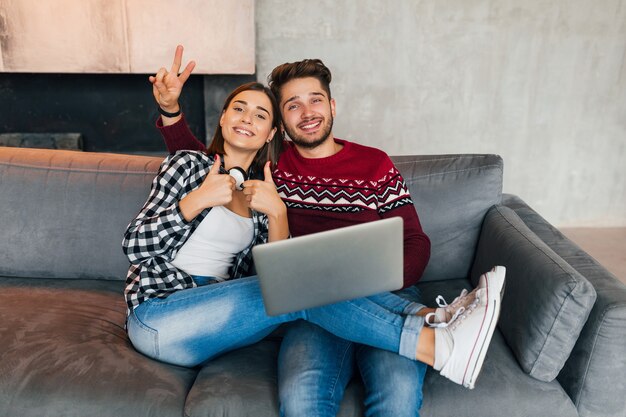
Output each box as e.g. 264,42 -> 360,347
159,117 -> 430,287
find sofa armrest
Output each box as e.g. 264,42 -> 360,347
502,194 -> 626,417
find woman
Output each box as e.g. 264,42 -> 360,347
122,49 -> 504,390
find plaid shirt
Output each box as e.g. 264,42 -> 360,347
123,151 -> 268,312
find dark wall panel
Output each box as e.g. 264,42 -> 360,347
0,73 -> 206,153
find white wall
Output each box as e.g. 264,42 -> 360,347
255,0 -> 626,227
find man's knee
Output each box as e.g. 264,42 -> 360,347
279,371 -> 335,417
278,322 -> 355,417
357,347 -> 427,417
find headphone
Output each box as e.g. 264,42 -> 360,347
217,155 -> 247,190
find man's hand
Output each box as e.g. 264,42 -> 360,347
149,45 -> 196,114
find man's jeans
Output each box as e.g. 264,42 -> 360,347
278,287 -> 428,417
127,276 -> 426,368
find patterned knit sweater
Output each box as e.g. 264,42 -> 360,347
159,116 -> 430,287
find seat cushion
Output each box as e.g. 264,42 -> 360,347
421,331 -> 578,417
391,154 -> 503,282
0,277 -> 197,417
183,337 -> 368,417
417,279 -> 578,416
470,206 -> 597,382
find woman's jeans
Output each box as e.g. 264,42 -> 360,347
126,276 -> 426,368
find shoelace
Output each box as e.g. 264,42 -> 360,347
424,289 -> 473,328
425,304 -> 467,328
436,289 -> 469,313
448,296 -> 481,331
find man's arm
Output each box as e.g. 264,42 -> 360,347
376,161 -> 431,288
158,115 -> 207,154
147,45 -> 206,154
384,204 -> 430,288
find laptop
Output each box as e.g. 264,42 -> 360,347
252,217 -> 404,316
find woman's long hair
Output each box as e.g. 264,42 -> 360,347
206,82 -> 283,177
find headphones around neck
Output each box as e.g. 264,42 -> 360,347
217,155 -> 247,190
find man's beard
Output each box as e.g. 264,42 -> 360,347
284,116 -> 334,150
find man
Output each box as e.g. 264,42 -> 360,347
151,46 -> 503,416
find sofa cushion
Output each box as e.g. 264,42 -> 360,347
183,335 -> 366,417
422,330 -> 578,416
418,279 -> 578,416
391,154 -> 503,281
0,277 -> 197,417
0,147 -> 161,280
470,205 -> 597,382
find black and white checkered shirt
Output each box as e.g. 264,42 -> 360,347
122,151 -> 268,312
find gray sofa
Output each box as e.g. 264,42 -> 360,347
1,146 -> 624,417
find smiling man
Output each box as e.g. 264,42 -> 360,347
264,59 -> 430,417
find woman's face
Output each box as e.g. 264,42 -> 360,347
220,90 -> 277,155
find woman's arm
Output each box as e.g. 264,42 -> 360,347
123,153 -> 235,264
178,155 -> 235,221
122,153 -> 197,264
243,162 -> 290,242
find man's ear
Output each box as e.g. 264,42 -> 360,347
330,98 -> 336,118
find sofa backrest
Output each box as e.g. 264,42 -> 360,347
0,148 -> 502,283
0,147 -> 160,281
391,154 -> 503,281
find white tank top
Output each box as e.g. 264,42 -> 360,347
171,205 -> 254,279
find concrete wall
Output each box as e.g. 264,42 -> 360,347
255,0 -> 626,227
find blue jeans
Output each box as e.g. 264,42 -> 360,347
126,276 -> 426,368
278,287 -> 428,417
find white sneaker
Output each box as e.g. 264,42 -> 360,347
425,266 -> 506,328
433,266 -> 506,389
425,288 -> 476,328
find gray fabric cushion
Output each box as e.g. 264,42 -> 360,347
184,341 -> 281,417
0,277 -> 197,417
418,279 -> 578,416
391,154 -> 503,281
0,147 -> 161,280
422,330 -> 578,417
471,205 -> 597,382
183,339 -> 366,417
504,194 -> 626,417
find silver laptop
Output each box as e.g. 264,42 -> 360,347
252,217 -> 404,316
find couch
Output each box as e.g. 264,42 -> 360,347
1,146 -> 624,417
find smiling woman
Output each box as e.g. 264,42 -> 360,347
213,88 -> 279,172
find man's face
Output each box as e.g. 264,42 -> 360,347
279,77 -> 336,149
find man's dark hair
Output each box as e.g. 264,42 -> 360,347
268,59 -> 332,104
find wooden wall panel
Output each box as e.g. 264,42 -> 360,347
0,0 -> 254,74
